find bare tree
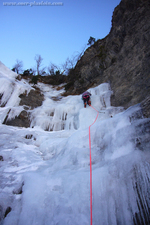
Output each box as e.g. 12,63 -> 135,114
34,54 -> 43,75
12,59 -> 23,74
48,63 -> 59,76
62,57 -> 74,73
62,46 -> 86,75
75,44 -> 87,61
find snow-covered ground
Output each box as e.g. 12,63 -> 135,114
0,61 -> 150,225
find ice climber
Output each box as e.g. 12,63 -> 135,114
82,91 -> 91,108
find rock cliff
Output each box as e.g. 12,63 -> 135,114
67,0 -> 150,110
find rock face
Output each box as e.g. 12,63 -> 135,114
4,88 -> 44,128
19,88 -> 44,109
67,0 -> 150,110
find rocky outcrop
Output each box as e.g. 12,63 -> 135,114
19,88 -> 44,109
67,0 -> 150,111
5,110 -> 30,128
4,88 -> 44,128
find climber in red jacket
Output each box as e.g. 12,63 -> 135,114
82,91 -> 91,108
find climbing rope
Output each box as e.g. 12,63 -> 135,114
89,105 -> 99,225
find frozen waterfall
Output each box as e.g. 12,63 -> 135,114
0,62 -> 150,225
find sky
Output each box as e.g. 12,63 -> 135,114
0,0 -> 121,73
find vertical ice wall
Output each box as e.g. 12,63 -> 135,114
0,61 -> 123,131
30,83 -> 123,131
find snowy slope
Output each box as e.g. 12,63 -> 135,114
0,62 -> 150,225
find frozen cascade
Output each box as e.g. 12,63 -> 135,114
30,83 -> 120,131
0,62 -> 150,225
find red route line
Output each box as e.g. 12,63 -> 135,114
89,105 -> 99,225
